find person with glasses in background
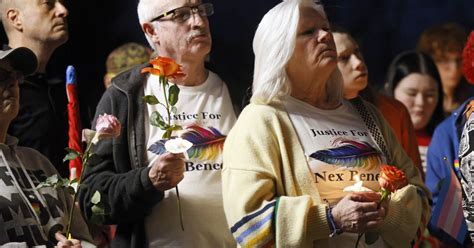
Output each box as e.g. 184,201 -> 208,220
78,0 -> 237,247
418,23 -> 474,116
424,31 -> 474,247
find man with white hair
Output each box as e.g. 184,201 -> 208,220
78,0 -> 237,247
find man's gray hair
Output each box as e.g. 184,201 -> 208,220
251,0 -> 343,104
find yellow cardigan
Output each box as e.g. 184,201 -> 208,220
222,101 -> 430,248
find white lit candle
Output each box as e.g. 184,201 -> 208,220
343,175 -> 372,192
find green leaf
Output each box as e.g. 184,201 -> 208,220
150,111 -> 168,130
170,124 -> 183,132
63,148 -> 81,162
160,123 -> 170,131
168,84 -> 180,106
143,95 -> 159,105
149,111 -> 161,127
162,129 -> 172,140
46,174 -> 60,184
91,204 -> 105,215
91,191 -> 101,204
90,196 -> 111,224
171,106 -> 178,114
90,203 -> 106,224
37,181 -> 50,189
56,178 -> 70,188
37,174 -> 71,190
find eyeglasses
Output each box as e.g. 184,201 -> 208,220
150,3 -> 214,23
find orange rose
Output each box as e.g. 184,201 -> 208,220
378,165 -> 408,193
141,56 -> 185,78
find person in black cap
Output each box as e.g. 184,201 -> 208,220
0,47 -> 94,247
0,0 -> 71,177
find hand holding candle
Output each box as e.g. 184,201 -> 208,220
354,165 -> 408,247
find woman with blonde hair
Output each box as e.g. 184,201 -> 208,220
222,0 -> 430,247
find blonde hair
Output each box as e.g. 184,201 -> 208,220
251,0 -> 343,104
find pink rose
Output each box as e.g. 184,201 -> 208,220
95,114 -> 121,140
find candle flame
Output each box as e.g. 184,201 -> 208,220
354,175 -> 360,182
343,174 -> 372,193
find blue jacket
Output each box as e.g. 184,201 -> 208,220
426,98 -> 473,246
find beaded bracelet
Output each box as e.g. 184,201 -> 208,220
326,205 -> 343,237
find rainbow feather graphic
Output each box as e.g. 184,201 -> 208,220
148,125 -> 226,161
309,138 -> 382,169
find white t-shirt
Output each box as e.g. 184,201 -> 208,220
144,71 -> 236,247
284,97 -> 387,247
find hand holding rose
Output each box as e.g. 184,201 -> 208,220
352,165 -> 408,247
142,56 -> 188,230
40,113 -> 123,240
148,152 -> 185,192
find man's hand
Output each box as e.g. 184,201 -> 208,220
55,232 -> 82,248
148,152 -> 185,191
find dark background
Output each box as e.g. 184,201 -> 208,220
2,0 -> 473,126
